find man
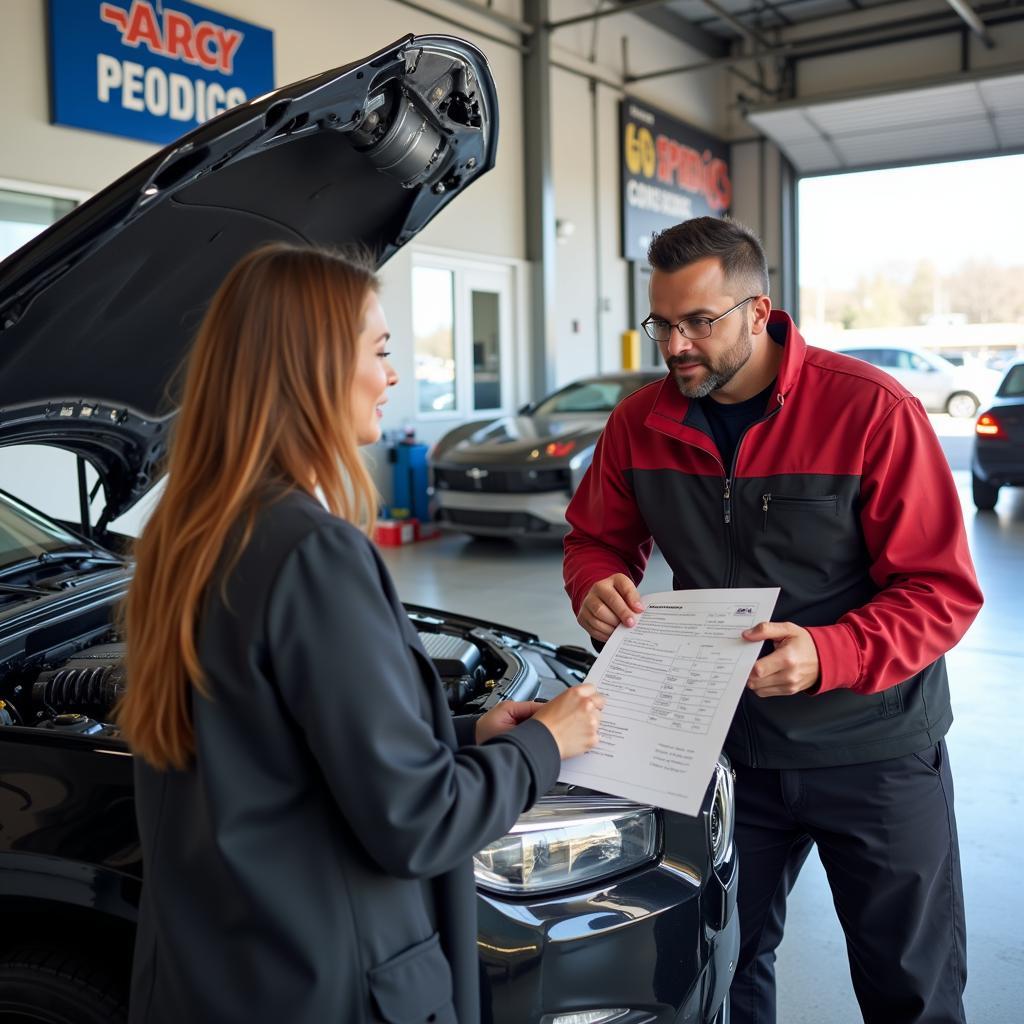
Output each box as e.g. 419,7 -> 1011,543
562,216 -> 983,1024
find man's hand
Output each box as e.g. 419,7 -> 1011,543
475,700 -> 545,744
578,574 -> 645,642
743,621 -> 821,697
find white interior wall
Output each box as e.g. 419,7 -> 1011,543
796,36 -> 964,98
548,0 -> 732,382
729,140 -> 784,303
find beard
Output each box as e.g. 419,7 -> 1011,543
667,320 -> 752,399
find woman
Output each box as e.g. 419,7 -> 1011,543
119,243 -> 604,1024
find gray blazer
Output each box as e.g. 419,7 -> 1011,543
129,489 -> 559,1024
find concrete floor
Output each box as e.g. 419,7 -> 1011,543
380,419 -> 1022,1024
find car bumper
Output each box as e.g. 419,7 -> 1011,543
480,852 -> 739,1024
972,442 -> 1024,486
434,489 -> 570,536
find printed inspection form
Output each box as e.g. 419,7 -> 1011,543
559,587 -> 780,816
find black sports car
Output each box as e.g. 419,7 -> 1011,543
0,36 -> 736,1024
972,361 -> 1024,510
431,371 -> 664,537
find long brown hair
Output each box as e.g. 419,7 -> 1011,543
119,243 -> 379,770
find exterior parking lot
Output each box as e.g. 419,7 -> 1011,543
382,415 -> 1023,1024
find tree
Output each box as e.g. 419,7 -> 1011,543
845,273 -> 910,329
943,262 -> 1024,323
905,260 -> 940,325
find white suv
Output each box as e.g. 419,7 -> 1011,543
836,344 -> 1001,418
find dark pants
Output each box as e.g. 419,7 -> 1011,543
730,740 -> 967,1024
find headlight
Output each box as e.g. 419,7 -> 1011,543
568,448 -> 595,492
474,797 -> 659,894
709,759 -> 735,869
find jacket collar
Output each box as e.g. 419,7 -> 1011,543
644,308 -> 806,449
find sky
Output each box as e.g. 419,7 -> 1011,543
798,153 -> 1024,290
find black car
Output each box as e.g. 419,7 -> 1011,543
431,371 -> 664,537
972,361 -> 1024,510
0,36 -> 736,1024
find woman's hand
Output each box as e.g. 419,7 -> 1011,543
475,701 -> 545,744
531,684 -> 605,759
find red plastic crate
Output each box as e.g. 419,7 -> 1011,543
415,521 -> 441,541
374,518 -> 417,547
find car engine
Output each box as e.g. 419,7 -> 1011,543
0,625 -> 510,739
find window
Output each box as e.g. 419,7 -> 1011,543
413,267 -> 457,414
412,257 -> 514,417
535,379 -> 639,416
0,186 -> 78,261
869,350 -> 899,369
891,349 -> 932,372
999,365 -> 1024,397
471,289 -> 501,411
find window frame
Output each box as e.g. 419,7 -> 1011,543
0,177 -> 91,262
410,250 -> 520,422
0,177 -> 92,204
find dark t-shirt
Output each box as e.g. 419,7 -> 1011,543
699,380 -> 775,471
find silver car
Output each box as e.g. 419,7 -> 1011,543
836,343 -> 1001,418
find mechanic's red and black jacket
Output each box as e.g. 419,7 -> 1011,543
563,311 -> 984,769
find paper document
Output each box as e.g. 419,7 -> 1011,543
558,587 -> 780,817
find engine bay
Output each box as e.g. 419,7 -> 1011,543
0,614 -> 556,740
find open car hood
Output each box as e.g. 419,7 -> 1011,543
0,35 -> 497,526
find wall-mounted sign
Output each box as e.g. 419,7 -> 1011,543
48,0 -> 274,145
620,100 -> 732,262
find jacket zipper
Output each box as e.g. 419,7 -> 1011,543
723,402 -> 783,572
664,393 -> 786,767
723,396 -> 784,768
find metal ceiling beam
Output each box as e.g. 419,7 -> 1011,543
391,0 -> 528,49
698,0 -> 773,46
691,0 -> 931,29
433,0 -> 535,34
758,0 -> 796,28
943,0 -> 995,45
547,0 -> 727,59
547,0 -> 676,30
523,0 -> 558,398
627,3 -> 731,57
626,2 -> 1019,79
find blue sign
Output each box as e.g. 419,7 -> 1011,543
48,0 -> 275,145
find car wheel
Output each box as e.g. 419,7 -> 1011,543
946,392 -> 979,418
972,473 -> 999,511
0,946 -> 127,1024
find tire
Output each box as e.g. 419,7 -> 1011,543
0,946 -> 127,1024
972,473 -> 999,511
946,391 -> 979,418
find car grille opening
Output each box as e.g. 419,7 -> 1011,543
438,509 -> 555,533
434,467 -> 571,494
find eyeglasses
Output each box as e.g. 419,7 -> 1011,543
641,296 -> 758,343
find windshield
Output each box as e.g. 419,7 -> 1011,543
998,365 -> 1024,397
0,490 -> 81,568
534,377 -> 658,416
